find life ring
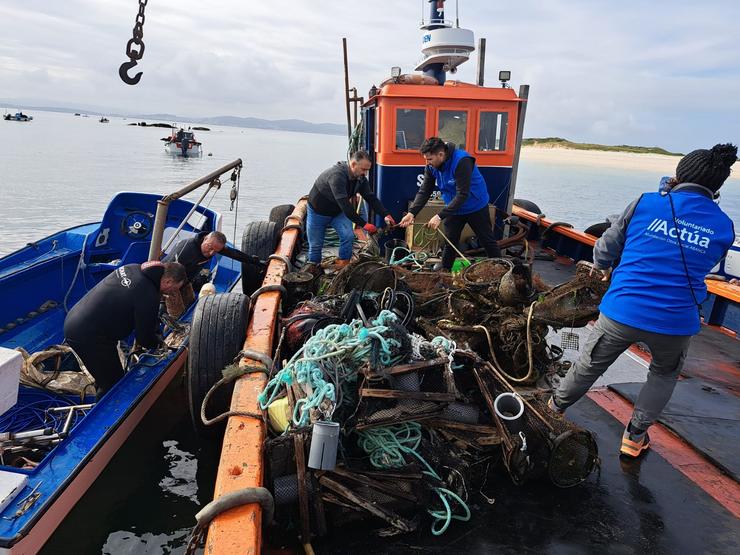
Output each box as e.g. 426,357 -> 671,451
379,73 -> 439,87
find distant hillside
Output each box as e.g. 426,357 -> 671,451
523,137 -> 683,156
190,115 -> 345,136
0,102 -> 345,137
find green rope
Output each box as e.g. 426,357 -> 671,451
258,310 -> 405,427
357,422 -> 471,535
388,246 -> 429,271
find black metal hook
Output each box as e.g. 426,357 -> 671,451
119,60 -> 142,86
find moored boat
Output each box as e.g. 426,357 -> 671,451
0,161 -> 244,553
3,112 -> 32,122
99,117 -> 109,123
162,128 -> 203,157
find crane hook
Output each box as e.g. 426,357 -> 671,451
119,60 -> 143,86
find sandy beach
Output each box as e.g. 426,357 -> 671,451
521,145 -> 740,181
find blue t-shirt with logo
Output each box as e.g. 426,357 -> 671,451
599,191 -> 735,335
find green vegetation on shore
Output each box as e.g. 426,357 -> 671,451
523,137 -> 683,156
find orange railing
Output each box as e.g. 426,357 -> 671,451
512,205 -> 739,304
206,199 -> 306,554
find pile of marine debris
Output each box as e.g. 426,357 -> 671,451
260,252 -> 605,540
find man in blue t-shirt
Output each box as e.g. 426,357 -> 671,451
398,137 -> 501,269
550,143 -> 737,458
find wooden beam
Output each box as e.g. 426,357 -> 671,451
359,388 -> 455,402
286,386 -> 311,545
364,357 -> 448,378
318,476 -> 416,532
328,467 -> 418,502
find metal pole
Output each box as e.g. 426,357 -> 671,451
507,85 -> 529,213
148,200 -> 171,261
476,38 -> 486,86
342,38 -> 352,140
160,183 -> 215,254
162,159 -> 242,203
147,158 -> 242,260
352,88 -> 358,130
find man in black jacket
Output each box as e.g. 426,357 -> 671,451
163,230 -> 260,309
307,151 -> 395,269
63,261 -> 186,396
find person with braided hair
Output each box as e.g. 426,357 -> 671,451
550,143 -> 737,458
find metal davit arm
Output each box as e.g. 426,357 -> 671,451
147,159 -> 243,260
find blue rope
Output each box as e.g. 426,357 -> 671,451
389,246 -> 429,270
357,422 -> 471,535
0,387 -> 89,434
258,310 -> 405,427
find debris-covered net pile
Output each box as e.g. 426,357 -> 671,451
261,253 -> 605,540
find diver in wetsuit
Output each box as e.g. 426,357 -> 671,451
164,231 -> 258,283
63,261 -> 186,397
163,230 -> 261,294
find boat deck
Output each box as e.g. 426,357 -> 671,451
312,251 -> 740,553
316,395 -> 739,554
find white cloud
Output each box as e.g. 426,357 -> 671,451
0,0 -> 738,151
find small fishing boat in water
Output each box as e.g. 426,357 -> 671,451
162,128 -> 203,157
0,160 -> 245,553
3,112 -> 32,122
99,117 -> 109,123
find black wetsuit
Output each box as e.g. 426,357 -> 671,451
63,263 -> 163,395
163,231 -> 257,282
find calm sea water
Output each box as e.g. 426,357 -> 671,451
1,110 -> 737,554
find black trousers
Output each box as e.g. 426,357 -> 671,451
66,338 -> 123,397
441,206 -> 501,269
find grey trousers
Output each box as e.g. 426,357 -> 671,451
554,314 -> 691,431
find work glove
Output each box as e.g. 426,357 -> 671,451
384,215 -> 396,226
363,223 -> 378,234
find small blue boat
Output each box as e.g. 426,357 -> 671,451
0,160 -> 245,552
2,112 -> 33,122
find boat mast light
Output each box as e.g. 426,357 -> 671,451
499,70 -> 511,88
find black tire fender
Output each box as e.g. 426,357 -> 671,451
186,292 -> 250,436
513,199 -> 543,215
241,221 -> 279,295
584,221 -> 611,238
268,204 -> 295,227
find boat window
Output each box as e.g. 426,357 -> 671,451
478,111 -> 508,151
395,109 -> 426,150
438,110 -> 468,150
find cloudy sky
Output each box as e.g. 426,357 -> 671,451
1,0 -> 738,152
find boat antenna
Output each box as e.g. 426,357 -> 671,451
416,0 -> 474,85
456,0 -> 460,27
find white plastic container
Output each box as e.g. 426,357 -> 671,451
0,471 -> 28,513
0,347 -> 22,417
